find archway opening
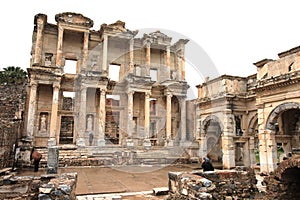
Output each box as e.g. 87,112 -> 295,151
274,108 -> 300,161
205,120 -> 222,165
281,167 -> 300,199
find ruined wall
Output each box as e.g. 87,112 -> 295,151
0,83 -> 26,169
0,172 -> 77,200
168,168 -> 258,200
262,157 -> 300,200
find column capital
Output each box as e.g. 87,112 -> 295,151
100,88 -> 107,93
145,91 -> 151,97
143,39 -> 151,48
53,83 -> 60,89
127,90 -> 135,95
30,80 -> 38,87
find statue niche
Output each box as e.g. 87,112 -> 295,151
39,113 -> 48,132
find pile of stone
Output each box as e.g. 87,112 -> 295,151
0,172 -> 77,200
167,167 -> 258,200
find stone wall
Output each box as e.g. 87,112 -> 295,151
0,83 -> 26,168
0,172 -> 77,199
262,156 -> 300,200
167,167 -> 258,200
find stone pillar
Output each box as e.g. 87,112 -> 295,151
176,51 -> 182,80
222,136 -> 235,169
166,93 -> 173,146
198,136 -> 207,159
243,141 -> 250,167
102,35 -> 108,73
34,16 -> 46,64
143,92 -> 151,149
126,90 -> 134,148
180,97 -> 187,144
81,31 -> 89,71
166,45 -> 171,79
145,41 -> 151,76
98,89 -> 106,146
265,130 -> 277,172
76,87 -> 87,146
129,38 -> 134,73
222,110 -> 235,169
26,81 -> 38,139
47,146 -> 59,174
180,48 -> 186,80
249,136 -> 257,167
56,26 -> 64,67
49,83 -> 60,146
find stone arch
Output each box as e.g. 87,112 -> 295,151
247,113 -> 258,136
274,157 -> 300,179
202,115 -> 224,134
266,102 -> 300,131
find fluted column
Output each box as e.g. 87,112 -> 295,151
145,41 -> 151,76
166,93 -> 172,140
26,81 -> 38,139
129,38 -> 134,73
56,26 -> 64,67
34,17 -> 46,64
98,89 -> 106,146
102,35 -> 108,73
49,83 -> 60,146
81,31 -> 89,71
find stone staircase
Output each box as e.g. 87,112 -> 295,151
36,145 -> 192,168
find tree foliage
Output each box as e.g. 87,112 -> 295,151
0,66 -> 27,85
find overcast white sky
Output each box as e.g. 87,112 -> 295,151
1,0 -> 300,95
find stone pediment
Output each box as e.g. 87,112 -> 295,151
143,31 -> 172,46
55,12 -> 93,28
100,20 -> 138,36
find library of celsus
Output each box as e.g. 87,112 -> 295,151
23,12 -> 300,173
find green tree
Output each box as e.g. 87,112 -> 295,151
0,66 -> 27,84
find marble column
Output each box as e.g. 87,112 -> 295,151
56,26 -> 64,67
180,48 -> 186,80
145,41 -> 151,76
180,97 -> 187,143
98,89 -> 106,146
76,87 -> 87,146
129,38 -> 134,73
127,91 -> 134,138
166,45 -> 171,79
143,92 -> 151,149
102,35 -> 108,73
176,51 -> 182,81
166,93 -> 172,146
49,83 -> 60,146
26,81 -> 38,139
81,31 -> 89,71
34,16 -> 46,64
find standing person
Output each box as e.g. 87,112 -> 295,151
201,157 -> 214,172
30,148 -> 42,172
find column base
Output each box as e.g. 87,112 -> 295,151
97,139 -> 106,146
143,139 -> 152,150
126,139 -> 134,149
48,138 -> 56,147
165,139 -> 174,147
76,138 -> 86,146
179,141 -> 192,147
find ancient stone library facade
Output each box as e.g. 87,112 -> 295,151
22,12 -> 300,173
